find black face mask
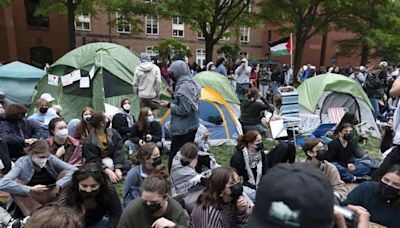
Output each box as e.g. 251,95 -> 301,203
343,133 -> 353,141
229,183 -> 243,201
181,159 -> 191,167
316,149 -> 326,161
379,182 -> 400,203
152,156 -> 162,168
80,189 -> 100,199
39,107 -> 48,114
256,143 -> 264,152
143,201 -> 162,213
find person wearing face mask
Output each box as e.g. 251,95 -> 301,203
303,138 -> 348,202
47,118 -> 83,166
28,99 -> 59,138
83,112 -> 126,183
234,58 -> 252,101
112,99 -> 136,142
126,107 -> 162,152
117,164 -> 188,228
66,107 -> 94,142
189,167 -> 252,227
58,162 -> 122,228
0,104 -> 41,159
326,123 -> 378,183
0,139 -> 77,217
344,164 -> 400,227
230,130 -> 295,202
123,142 -> 162,207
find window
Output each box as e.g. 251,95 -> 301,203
30,46 -> 53,68
197,31 -> 205,39
145,16 -> 159,35
196,49 -> 206,68
75,13 -> 91,31
146,46 -> 158,56
25,0 -> 49,28
172,17 -> 184,38
116,12 -> 131,33
239,51 -> 249,59
240,27 -> 250,43
221,28 -> 230,41
144,0 -> 157,2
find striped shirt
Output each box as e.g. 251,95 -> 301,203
189,203 -> 250,228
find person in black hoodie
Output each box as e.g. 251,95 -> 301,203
112,99 -> 136,142
239,87 -> 274,135
364,66 -> 385,119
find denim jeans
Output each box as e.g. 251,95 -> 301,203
243,186 -> 256,203
87,217 -> 109,228
332,160 -> 371,182
369,98 -> 380,119
272,81 -> 281,96
259,84 -> 269,97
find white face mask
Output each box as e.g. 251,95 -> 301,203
123,104 -> 131,111
32,156 -> 48,168
147,115 -> 154,123
83,114 -> 92,122
55,128 -> 68,139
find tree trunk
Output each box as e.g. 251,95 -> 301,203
67,0 -> 76,50
320,32 -> 328,67
205,36 -> 215,64
293,33 -> 305,81
360,42 -> 369,66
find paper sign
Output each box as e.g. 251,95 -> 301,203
61,74 -> 73,86
71,69 -> 81,82
89,66 -> 95,79
270,119 -> 288,139
80,77 -> 90,88
48,74 -> 58,86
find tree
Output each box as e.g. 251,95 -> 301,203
159,0 -> 254,63
217,44 -> 240,69
259,0 -> 353,73
153,39 -> 192,64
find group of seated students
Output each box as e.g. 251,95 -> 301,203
0,94 -> 399,228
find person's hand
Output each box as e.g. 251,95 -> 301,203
30,185 -> 49,193
151,217 -> 176,228
56,146 -> 66,158
334,205 -> 370,228
50,185 -> 60,197
146,134 -> 153,142
115,169 -> 123,181
203,131 -> 211,139
105,168 -> 118,183
160,100 -> 169,108
347,163 -> 356,172
139,139 -> 146,147
236,195 -> 248,213
25,138 -> 37,145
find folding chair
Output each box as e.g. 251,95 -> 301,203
295,123 -> 336,147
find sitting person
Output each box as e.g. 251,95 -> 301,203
230,130 -> 295,202
239,87 -> 274,135
344,164 -> 400,227
112,99 -> 136,142
25,204 -> 84,228
189,167 -> 252,228
67,107 -> 94,142
126,107 -> 162,151
326,123 -> 377,183
82,112 -> 125,183
28,99 -> 59,138
302,138 -> 348,202
47,118 -> 83,166
193,124 -> 220,173
0,140 -> 77,217
0,104 -> 41,159
117,165 -> 188,228
58,162 -> 122,228
123,142 -> 161,208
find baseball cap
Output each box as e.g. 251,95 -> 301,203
248,163 -> 334,228
40,93 -> 55,102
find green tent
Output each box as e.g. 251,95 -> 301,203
297,73 -> 373,112
194,71 -> 240,104
30,42 -> 170,121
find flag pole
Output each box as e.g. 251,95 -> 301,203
290,33 -> 293,69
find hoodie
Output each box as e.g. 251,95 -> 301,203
235,58 -> 252,84
132,61 -> 161,99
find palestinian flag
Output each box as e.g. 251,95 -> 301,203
269,36 -> 292,56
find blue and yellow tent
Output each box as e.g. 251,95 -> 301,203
161,86 -> 242,145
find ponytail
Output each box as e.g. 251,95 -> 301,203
141,164 -> 171,196
236,130 -> 260,150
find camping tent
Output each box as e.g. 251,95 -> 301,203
0,61 -> 45,105
193,71 -> 241,118
161,87 -> 242,146
29,42 -> 170,121
297,73 -> 381,138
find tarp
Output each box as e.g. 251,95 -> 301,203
0,61 -> 45,104
297,73 -> 373,112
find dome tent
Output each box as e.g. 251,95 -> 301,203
29,42 -> 170,121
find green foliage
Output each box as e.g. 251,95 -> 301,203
0,0 -> 10,6
153,38 -> 192,63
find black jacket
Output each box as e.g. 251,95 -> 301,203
239,97 -> 274,125
128,121 -> 162,144
230,147 -> 267,189
364,73 -> 384,99
112,113 -> 135,141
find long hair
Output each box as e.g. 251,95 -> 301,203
334,112 -> 357,136
62,163 -> 114,211
25,204 -> 84,228
236,130 -> 259,150
141,165 -> 171,196
197,167 -> 237,210
131,142 -> 157,165
5,104 -> 27,120
80,107 -> 94,139
138,107 -> 151,131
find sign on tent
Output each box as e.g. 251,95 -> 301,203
48,74 -> 58,86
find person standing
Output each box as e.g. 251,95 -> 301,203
160,60 -> 201,171
214,57 -> 228,77
364,66 -> 385,119
132,53 -> 162,111
234,58 -> 252,101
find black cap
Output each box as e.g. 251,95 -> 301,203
248,163 -> 334,228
